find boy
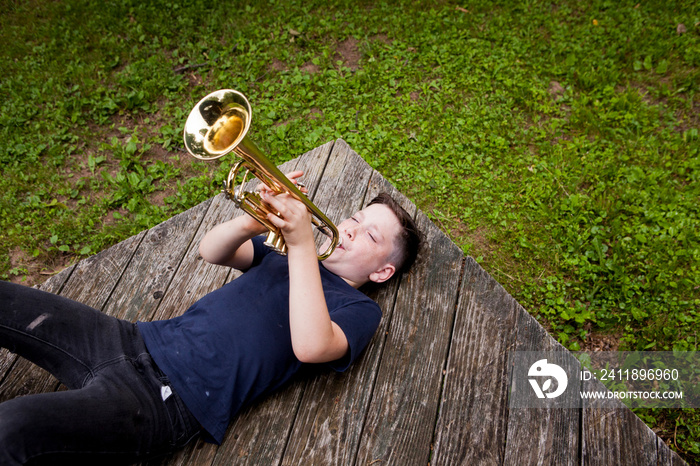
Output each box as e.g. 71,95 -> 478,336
0,176 -> 421,465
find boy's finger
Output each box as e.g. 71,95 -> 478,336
286,170 -> 304,180
261,191 -> 291,215
266,212 -> 286,229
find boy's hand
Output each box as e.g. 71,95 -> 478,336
262,192 -> 315,251
255,170 -> 308,197
239,171 -> 309,235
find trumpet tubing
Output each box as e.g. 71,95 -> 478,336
183,89 -> 340,260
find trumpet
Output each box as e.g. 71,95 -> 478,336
183,89 -> 340,260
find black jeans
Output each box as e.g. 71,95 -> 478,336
0,281 -> 201,465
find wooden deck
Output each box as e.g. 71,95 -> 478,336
0,139 -> 686,465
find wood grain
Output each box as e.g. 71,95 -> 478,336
432,257 -> 519,466
502,311 -> 581,466
582,378 -> 661,465
0,231 -> 149,401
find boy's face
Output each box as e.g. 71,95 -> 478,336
322,203 -> 402,288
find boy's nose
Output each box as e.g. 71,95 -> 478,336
345,225 -> 356,240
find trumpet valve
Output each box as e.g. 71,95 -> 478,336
264,231 -> 287,255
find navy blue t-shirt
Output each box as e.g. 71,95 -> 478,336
137,236 -> 382,444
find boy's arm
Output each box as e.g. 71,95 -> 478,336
263,192 -> 350,364
198,213 -> 265,270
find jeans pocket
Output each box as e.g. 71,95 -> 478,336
142,354 -> 201,448
164,387 -> 201,447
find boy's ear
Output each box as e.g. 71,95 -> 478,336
368,263 -> 396,284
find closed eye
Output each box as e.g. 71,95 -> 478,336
352,216 -> 376,242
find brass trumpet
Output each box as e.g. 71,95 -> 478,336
183,89 -> 340,260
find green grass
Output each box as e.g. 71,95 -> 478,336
1,0 -> 699,460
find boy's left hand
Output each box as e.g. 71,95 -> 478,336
261,192 -> 315,252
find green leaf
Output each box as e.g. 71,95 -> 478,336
655,59 -> 668,75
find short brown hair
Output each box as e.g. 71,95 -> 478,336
368,193 -> 423,275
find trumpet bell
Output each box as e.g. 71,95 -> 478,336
184,90 -> 251,160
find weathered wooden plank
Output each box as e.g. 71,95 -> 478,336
60,231 -> 147,307
0,201 -> 205,402
210,381 -> 307,466
581,378 -> 662,465
0,264 -> 77,396
38,263 -> 76,294
0,349 -> 17,390
657,435 -> 688,465
502,311 -> 581,466
2,138 -> 688,466
0,232 -> 137,386
281,166 -> 418,465
305,138 -> 371,225
0,342 -> 59,401
136,197 -> 239,465
0,363 -> 56,404
431,257 -> 519,466
355,210 -> 464,465
146,194 -> 240,324
99,203 -> 209,323
293,139 -> 335,200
